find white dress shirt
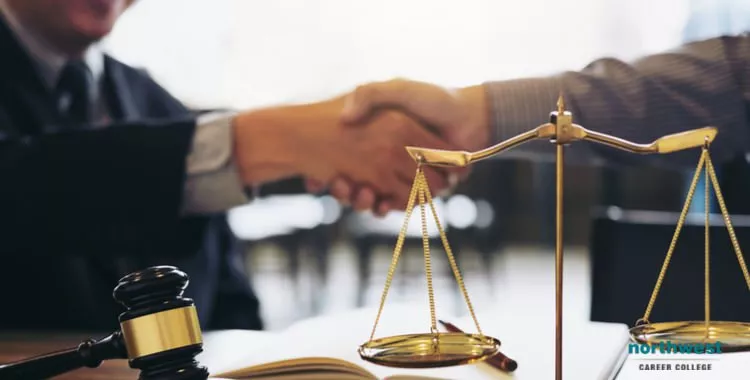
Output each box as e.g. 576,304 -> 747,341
0,1 -> 249,214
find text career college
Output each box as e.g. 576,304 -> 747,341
630,341 -> 722,372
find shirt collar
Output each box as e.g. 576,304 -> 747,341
0,0 -> 104,91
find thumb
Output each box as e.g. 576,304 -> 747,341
340,92 -> 365,123
304,178 -> 326,194
341,80 -> 405,124
342,79 -> 463,137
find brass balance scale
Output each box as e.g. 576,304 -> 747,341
356,96 -> 750,379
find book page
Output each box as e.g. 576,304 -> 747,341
198,330 -> 290,375
216,357 -> 373,379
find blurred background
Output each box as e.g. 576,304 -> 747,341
101,0 -> 750,331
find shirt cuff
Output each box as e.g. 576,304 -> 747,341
181,111 -> 249,215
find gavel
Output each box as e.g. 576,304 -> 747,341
0,266 -> 209,379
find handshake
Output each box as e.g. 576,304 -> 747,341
232,79 -> 490,216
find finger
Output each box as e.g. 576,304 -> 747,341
342,79 -> 460,130
305,178 -> 326,194
389,183 -> 414,211
375,200 -> 392,217
457,166 -> 472,181
441,166 -> 471,191
329,178 -> 353,206
340,92 -> 369,124
341,81 -> 400,124
371,170 -> 409,212
352,187 -> 377,212
436,172 -> 461,198
449,171 -> 461,190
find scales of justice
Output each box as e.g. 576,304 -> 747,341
356,95 -> 750,379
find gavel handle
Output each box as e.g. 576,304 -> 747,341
0,331 -> 128,380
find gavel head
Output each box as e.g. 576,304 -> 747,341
113,266 -> 209,380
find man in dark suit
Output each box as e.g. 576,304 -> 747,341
0,0 -> 458,331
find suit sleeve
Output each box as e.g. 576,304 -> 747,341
483,34 -> 750,168
0,118 -> 204,256
124,69 -> 250,215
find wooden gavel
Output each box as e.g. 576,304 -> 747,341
0,266 -> 209,380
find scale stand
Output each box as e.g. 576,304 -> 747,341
358,95 -> 750,379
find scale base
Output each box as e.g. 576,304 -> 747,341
358,332 -> 501,368
630,321 -> 750,352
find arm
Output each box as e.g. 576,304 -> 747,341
326,34 -> 750,212
0,95 -> 456,255
484,34 -> 750,166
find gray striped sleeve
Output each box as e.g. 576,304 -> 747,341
484,34 -> 750,168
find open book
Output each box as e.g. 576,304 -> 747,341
197,304 -> 631,380
213,356 -> 444,380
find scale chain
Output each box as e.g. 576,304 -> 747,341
705,154 -> 710,335
420,171 -> 484,336
706,156 -> 750,291
368,166 -> 422,342
639,149 -> 707,324
418,172 -> 438,333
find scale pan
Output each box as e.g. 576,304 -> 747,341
630,321 -> 750,352
358,332 -> 501,368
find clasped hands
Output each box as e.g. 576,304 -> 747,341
233,79 -> 489,216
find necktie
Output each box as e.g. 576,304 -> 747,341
56,60 -> 93,125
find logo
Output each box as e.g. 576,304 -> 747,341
630,341 -> 721,372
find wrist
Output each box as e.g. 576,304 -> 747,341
457,85 -> 491,151
231,107 -> 302,186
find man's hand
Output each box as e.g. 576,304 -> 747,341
343,79 -> 491,152
306,79 -> 492,215
231,95 -> 462,211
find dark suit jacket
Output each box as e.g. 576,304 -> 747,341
0,17 -> 262,331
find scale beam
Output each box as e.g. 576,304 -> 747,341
406,124 -> 718,166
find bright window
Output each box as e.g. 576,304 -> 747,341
103,0 -> 691,110
102,0 -> 697,239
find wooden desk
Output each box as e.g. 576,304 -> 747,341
0,333 -> 136,379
